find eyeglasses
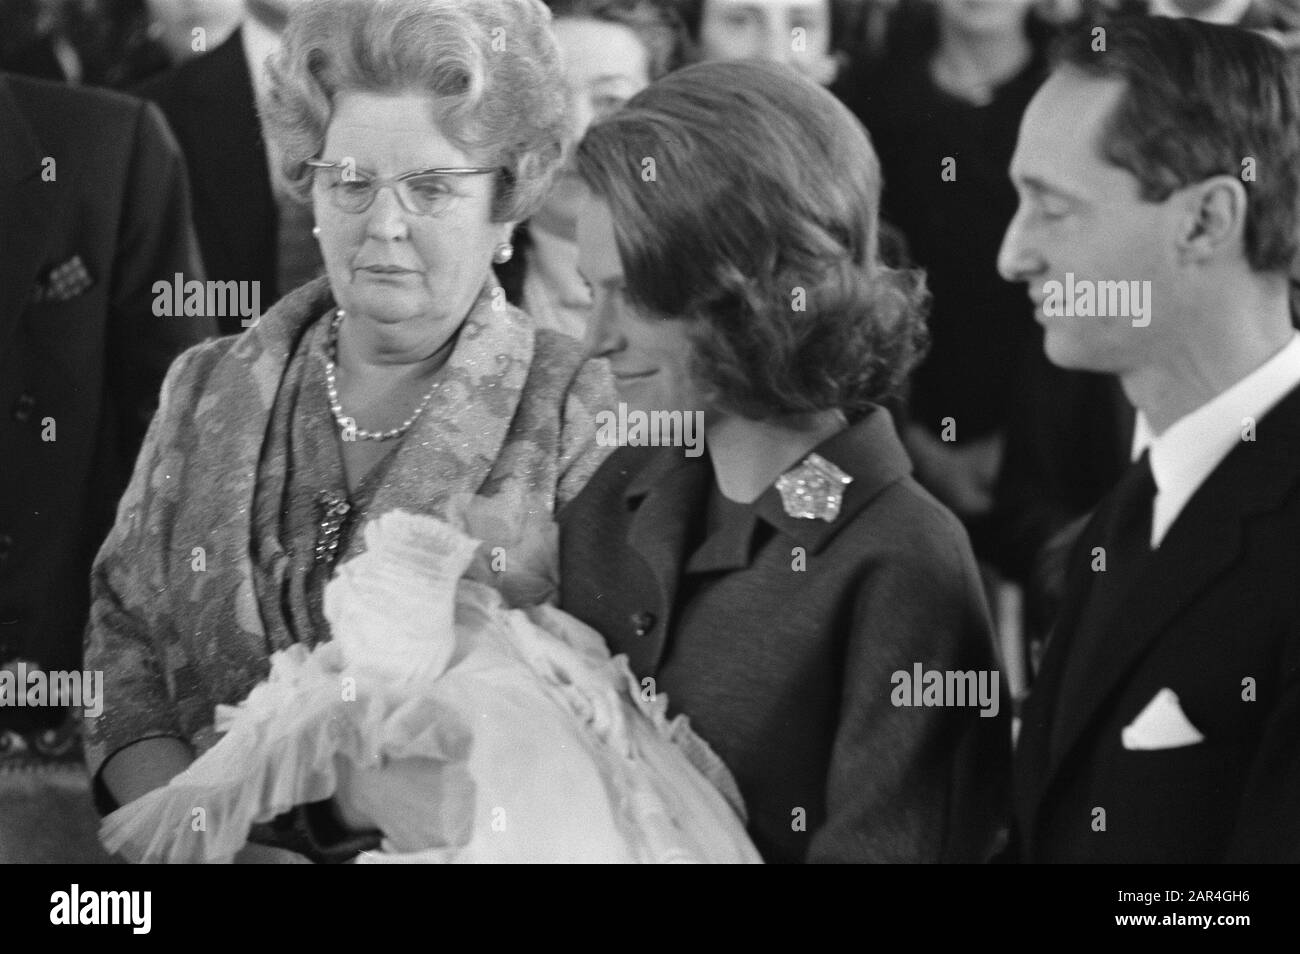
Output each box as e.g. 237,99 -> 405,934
305,158 -> 498,216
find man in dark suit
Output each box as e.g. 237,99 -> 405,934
134,1 -> 321,334
998,17 -> 1300,862
0,71 -> 213,743
989,0 -> 1300,661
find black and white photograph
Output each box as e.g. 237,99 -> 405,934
0,0 -> 1296,917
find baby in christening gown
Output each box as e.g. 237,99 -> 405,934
99,503 -> 761,864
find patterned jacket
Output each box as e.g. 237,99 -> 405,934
83,276 -> 613,782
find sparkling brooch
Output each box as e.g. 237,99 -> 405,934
315,490 -> 352,565
775,453 -> 853,522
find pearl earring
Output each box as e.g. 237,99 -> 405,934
312,225 -> 322,238
493,242 -> 514,265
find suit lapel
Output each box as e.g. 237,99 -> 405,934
1019,381 -> 1300,838
1043,496 -> 1244,782
623,450 -> 710,675
0,76 -> 54,357
615,407 -> 908,677
1017,376 -> 1134,817
1013,505 -> 1104,826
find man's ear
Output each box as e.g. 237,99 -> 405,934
1176,175 -> 1248,265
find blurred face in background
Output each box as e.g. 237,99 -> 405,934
535,17 -> 652,238
937,0 -> 1035,34
145,0 -> 242,59
697,0 -> 836,85
1149,0 -> 1254,23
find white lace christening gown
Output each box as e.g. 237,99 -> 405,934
99,510 -> 761,864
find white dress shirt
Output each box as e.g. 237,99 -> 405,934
1131,333 -> 1300,548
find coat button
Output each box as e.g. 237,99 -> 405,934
11,393 -> 35,423
631,611 -> 656,637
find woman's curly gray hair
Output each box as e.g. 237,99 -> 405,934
263,0 -> 570,222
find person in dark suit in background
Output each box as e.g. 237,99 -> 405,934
0,71 -> 212,757
0,0 -> 196,89
999,17 -> 1300,862
836,0 -> 1051,566
135,0 -> 321,334
561,59 -> 1008,863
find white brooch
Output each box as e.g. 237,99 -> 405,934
775,453 -> 853,522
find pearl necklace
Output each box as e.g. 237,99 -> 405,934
324,309 -> 448,442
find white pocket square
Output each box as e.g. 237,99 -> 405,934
1121,688 -> 1205,750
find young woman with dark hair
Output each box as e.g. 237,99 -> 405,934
560,59 -> 1009,863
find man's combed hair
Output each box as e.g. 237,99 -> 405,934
263,0 -> 569,223
576,59 -> 928,420
1054,15 -> 1300,272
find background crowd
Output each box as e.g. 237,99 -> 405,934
2,0 -> 1298,863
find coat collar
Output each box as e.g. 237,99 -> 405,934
619,405 -> 913,636
0,74 -> 55,355
1016,379 -> 1300,842
625,405 -> 908,505
752,406 -> 913,554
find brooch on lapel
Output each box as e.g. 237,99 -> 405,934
32,255 -> 95,304
775,452 -> 853,522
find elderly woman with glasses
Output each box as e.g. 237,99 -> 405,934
83,0 -> 612,862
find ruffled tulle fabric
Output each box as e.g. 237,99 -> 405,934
100,511 -> 760,864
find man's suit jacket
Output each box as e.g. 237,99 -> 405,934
0,73 -> 213,725
1013,381 -> 1300,863
559,408 -> 1009,863
134,29 -> 280,335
